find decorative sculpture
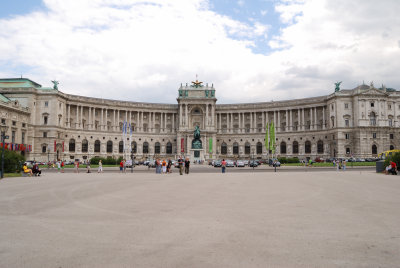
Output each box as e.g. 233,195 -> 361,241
192,126 -> 202,149
334,81 -> 342,92
51,80 -> 59,90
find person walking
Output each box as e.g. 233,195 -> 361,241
123,159 -> 127,173
342,159 -> 347,171
162,159 -> 167,174
86,160 -> 91,173
74,160 -> 79,173
185,158 -> 190,174
178,157 -> 184,175
221,159 -> 227,173
98,160 -> 103,173
61,160 -> 65,173
167,159 -> 172,173
119,160 -> 124,173
57,161 -> 61,173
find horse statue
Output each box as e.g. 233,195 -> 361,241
194,125 -> 201,139
51,80 -> 59,90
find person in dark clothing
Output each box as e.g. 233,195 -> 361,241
178,157 -> 184,175
32,163 -> 41,176
185,158 -> 190,174
167,159 -> 172,173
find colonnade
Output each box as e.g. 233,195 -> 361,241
216,106 -> 327,133
66,104 -> 177,133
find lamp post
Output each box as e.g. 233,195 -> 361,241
252,149 -> 255,170
1,124 -> 9,178
131,148 -> 134,173
47,145 -> 50,163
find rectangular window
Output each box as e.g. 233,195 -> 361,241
345,119 -> 349,127
371,102 -> 374,107
11,131 -> 15,143
390,134 -> 394,139
22,132 -> 25,143
44,101 -> 48,107
388,104 -> 392,109
373,133 -> 377,139
42,146 -> 46,153
22,123 -> 26,128
346,147 -> 350,154
44,116 -> 48,125
1,118 -> 5,124
389,118 -> 393,127
345,133 -> 350,139
12,121 -> 16,126
43,132 -> 47,138
344,103 -> 348,109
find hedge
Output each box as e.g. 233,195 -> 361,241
0,150 -> 25,173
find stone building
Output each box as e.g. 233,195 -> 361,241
0,78 -> 398,162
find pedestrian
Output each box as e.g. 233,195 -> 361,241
178,157 -> 184,175
57,160 -> 61,173
98,160 -> 103,173
185,158 -> 190,174
61,160 -> 65,173
86,160 -> 91,173
123,159 -> 127,173
32,162 -> 41,176
119,160 -> 124,173
221,159 -> 227,173
155,159 -> 161,174
342,159 -> 346,171
167,159 -> 172,173
162,159 -> 167,174
74,160 -> 79,173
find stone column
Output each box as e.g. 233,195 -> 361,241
141,111 -> 144,131
322,106 -> 326,129
290,109 -> 293,131
277,111 -> 280,132
67,104 -> 71,128
179,104 -> 182,126
172,113 -> 175,131
88,107 -> 91,130
302,108 -> 305,130
212,105 -> 215,126
80,106 -> 83,129
219,113 -> 221,131
273,111 -> 276,129
238,112 -> 241,133
250,112 -> 253,132
92,108 -> 96,130
314,107 -> 317,128
286,110 -> 289,132
262,111 -> 265,130
100,108 -> 104,130
297,108 -> 301,131
310,107 -> 313,130
76,105 -> 79,129
113,110 -> 115,131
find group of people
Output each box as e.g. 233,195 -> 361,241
22,162 -> 42,177
386,161 -> 397,175
333,159 -> 347,171
154,159 -> 174,174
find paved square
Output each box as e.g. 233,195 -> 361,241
0,170 -> 399,267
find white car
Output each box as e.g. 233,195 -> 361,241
236,160 -> 245,167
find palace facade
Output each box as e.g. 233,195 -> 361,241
0,78 -> 398,162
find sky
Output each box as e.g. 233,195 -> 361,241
0,0 -> 399,104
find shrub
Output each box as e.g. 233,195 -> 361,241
90,156 -> 104,165
384,152 -> 400,167
278,157 -> 287,164
1,150 -> 25,173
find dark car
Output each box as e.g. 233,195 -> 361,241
214,160 -> 222,167
249,160 -> 259,167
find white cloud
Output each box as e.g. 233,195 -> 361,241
0,0 -> 399,104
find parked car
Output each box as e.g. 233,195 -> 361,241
226,160 -> 235,167
314,157 -> 325,162
249,160 -> 259,167
236,160 -> 245,167
214,160 -> 222,167
243,160 -> 249,166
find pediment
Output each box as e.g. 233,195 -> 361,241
358,88 -> 389,96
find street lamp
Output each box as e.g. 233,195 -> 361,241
131,148 -> 134,173
252,149 -> 255,170
1,123 -> 9,178
47,145 -> 50,163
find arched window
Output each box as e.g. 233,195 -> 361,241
155,142 -> 161,154
69,139 -> 75,152
317,140 -> 324,154
233,142 -> 239,155
372,144 -> 377,155
131,141 -> 137,153
94,140 -> 100,153
293,141 -> 299,154
143,142 -> 149,154
390,145 -> 395,150
221,142 -> 227,155
119,141 -> 124,153
245,142 -> 250,154
280,141 -> 286,154
82,139 -> 88,153
166,142 -> 172,154
305,141 -> 311,154
256,142 -> 262,154
106,141 -> 113,153
370,112 -> 376,126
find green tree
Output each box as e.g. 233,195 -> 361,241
1,150 -> 25,173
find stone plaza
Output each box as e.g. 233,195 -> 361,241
0,169 -> 399,267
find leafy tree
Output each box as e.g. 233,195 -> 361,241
1,150 -> 25,173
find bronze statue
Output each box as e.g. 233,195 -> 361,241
194,125 -> 200,139
51,80 -> 59,90
334,81 -> 342,92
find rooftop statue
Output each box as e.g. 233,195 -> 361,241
334,81 -> 342,92
51,80 -> 59,90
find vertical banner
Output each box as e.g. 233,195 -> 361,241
181,138 -> 185,153
62,141 -> 64,152
209,138 -> 212,153
54,140 -> 57,152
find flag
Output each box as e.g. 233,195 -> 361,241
269,122 -> 275,154
54,140 -> 57,152
62,142 -> 64,152
181,138 -> 185,153
209,138 -> 212,153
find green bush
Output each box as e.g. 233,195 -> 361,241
1,150 -> 25,173
278,157 -> 287,164
90,156 -> 104,165
287,157 -> 300,163
90,156 -> 121,165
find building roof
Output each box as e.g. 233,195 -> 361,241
0,78 -> 42,88
0,94 -> 10,103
